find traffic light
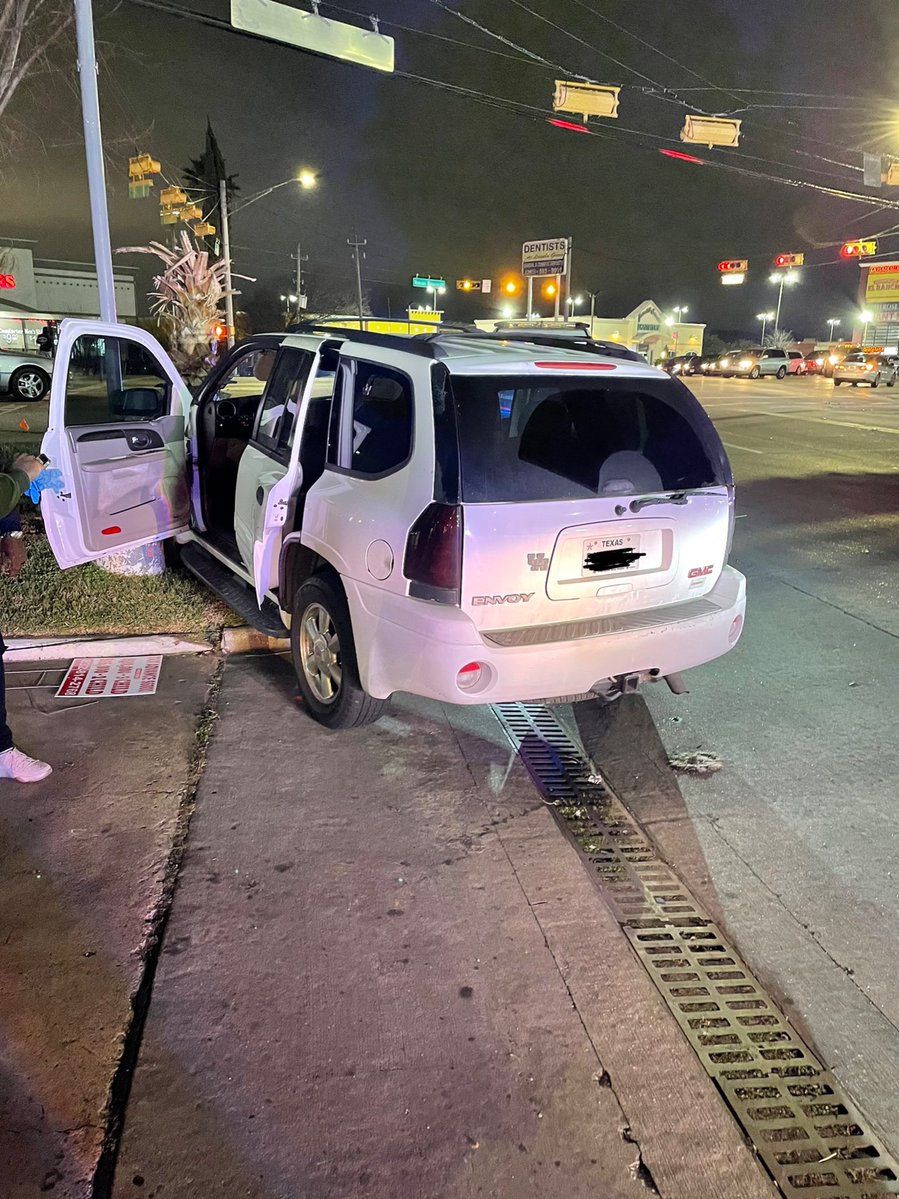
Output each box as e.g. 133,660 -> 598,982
840,240 -> 877,259
717,259 -> 748,273
211,321 -> 227,343
128,153 -> 160,200
500,276 -> 521,297
456,278 -> 479,291
542,281 -> 557,298
773,252 -> 804,268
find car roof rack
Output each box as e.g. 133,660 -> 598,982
286,322 -> 438,358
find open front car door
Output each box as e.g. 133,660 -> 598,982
40,319 -> 193,568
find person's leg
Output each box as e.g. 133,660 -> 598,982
0,632 -> 14,754
0,632 -> 52,782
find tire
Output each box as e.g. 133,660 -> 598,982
833,379 -> 842,387
290,573 -> 389,729
8,366 -> 50,401
871,374 -> 880,389
888,378 -> 896,388
776,366 -> 787,379
749,366 -> 760,379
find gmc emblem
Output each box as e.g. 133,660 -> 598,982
472,593 -> 535,606
688,565 -> 714,579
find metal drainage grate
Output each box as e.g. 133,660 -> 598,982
493,702 -> 899,1199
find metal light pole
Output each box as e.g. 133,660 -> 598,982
757,311 -> 775,345
74,0 -> 116,322
770,272 -> 797,336
219,179 -> 236,347
860,310 -> 872,345
826,317 -> 840,343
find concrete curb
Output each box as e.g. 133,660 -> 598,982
4,626 -> 288,663
4,634 -> 214,663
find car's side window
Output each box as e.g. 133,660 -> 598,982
65,335 -> 171,426
212,346 -> 278,408
348,361 -> 414,476
253,348 -> 314,458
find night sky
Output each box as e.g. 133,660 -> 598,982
3,0 -> 899,339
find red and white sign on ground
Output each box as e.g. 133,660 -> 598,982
56,656 -> 163,699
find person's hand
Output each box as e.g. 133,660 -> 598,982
0,534 -> 26,578
12,454 -> 45,482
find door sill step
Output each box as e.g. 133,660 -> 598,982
180,542 -> 288,639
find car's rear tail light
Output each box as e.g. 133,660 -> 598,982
404,503 -> 462,602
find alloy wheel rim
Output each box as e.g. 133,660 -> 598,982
299,602 -> 342,704
18,373 -> 43,399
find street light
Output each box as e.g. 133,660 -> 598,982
756,310 -> 776,345
231,168 -> 319,215
666,305 -> 688,353
501,305 -> 515,319
826,317 -> 840,342
566,294 -> 584,313
769,270 -> 799,335
860,309 -> 873,345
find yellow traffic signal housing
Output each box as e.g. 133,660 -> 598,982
681,115 -> 741,147
180,204 -> 203,221
193,222 -> 216,237
885,163 -> 899,187
128,153 -> 161,178
160,186 -> 187,206
160,210 -> 179,225
553,80 -> 619,120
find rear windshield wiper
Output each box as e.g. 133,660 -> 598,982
623,489 -> 717,514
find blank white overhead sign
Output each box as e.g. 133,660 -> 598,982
231,0 -> 395,73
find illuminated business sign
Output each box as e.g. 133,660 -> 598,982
0,275 -> 15,289
865,264 -> 899,305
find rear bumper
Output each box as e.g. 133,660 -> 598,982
345,566 -> 747,704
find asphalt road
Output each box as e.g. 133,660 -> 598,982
627,372 -> 899,1153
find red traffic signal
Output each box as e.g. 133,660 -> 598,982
774,252 -> 804,268
718,259 -> 748,273
840,239 -> 877,259
212,322 -> 227,341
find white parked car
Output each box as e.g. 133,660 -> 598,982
0,348 -> 53,400
39,319 -> 746,727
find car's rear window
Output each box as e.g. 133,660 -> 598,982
445,373 -> 730,503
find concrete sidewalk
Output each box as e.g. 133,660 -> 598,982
111,656 -> 773,1199
0,654 -> 216,1198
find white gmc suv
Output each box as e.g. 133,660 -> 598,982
39,319 -> 746,727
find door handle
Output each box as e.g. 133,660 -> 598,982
256,486 -> 265,505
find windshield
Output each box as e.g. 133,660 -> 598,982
445,374 -> 730,503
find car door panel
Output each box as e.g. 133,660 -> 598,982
40,319 -> 191,569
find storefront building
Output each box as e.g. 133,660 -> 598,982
0,242 -> 137,351
856,261 -> 899,351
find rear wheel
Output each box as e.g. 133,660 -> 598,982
833,379 -> 842,387
8,366 -> 50,401
290,573 -> 389,729
749,366 -> 761,379
871,374 -> 880,388
776,365 -> 787,379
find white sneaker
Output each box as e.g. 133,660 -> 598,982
0,747 -> 53,783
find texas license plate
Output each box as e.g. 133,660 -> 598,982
583,534 -> 642,573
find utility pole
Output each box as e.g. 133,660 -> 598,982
219,179 -> 235,348
347,228 -> 367,329
74,0 -> 116,322
295,240 -> 303,305
565,236 -> 573,315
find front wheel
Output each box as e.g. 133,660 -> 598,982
776,366 -> 787,379
871,374 -> 880,388
290,574 -> 389,729
8,366 -> 50,401
749,366 -> 761,379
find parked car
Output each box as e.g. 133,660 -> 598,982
0,349 -> 53,400
707,350 -> 742,376
833,352 -> 898,388
662,353 -> 702,376
801,355 -> 820,374
39,319 -> 746,728
787,350 -> 805,375
822,345 -> 856,378
719,347 -> 790,379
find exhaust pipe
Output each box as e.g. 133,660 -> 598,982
665,672 -> 688,695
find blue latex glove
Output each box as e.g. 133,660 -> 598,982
26,468 -> 65,503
